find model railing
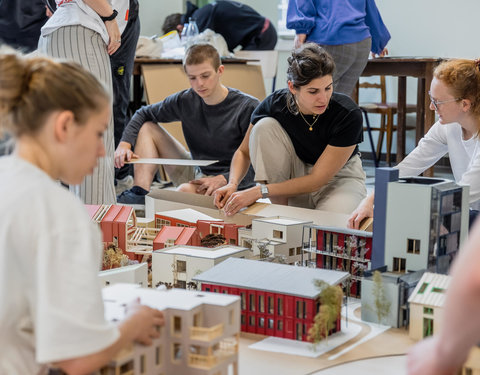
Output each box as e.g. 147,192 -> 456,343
190,323 -> 224,341
188,354 -> 218,369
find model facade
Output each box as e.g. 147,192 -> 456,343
154,208 -> 222,229
408,271 -> 450,340
236,216 -> 313,263
86,204 -> 137,258
100,284 -> 240,375
361,269 -> 424,327
372,169 -> 469,274
152,245 -> 251,289
193,258 -> 349,342
98,263 -> 149,288
302,224 -> 372,297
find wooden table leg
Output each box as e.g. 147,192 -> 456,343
396,76 -> 407,163
416,78 -> 426,144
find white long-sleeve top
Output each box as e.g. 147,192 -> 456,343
397,121 -> 480,209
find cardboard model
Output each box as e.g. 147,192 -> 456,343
101,283 -> 240,375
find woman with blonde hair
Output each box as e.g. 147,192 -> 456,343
0,50 -> 163,374
349,58 -> 480,229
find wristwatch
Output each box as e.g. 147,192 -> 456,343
100,9 -> 118,22
259,184 -> 269,199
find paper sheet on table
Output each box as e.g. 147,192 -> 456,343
125,158 -> 218,166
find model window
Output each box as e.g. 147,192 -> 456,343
273,230 -> 283,239
249,294 -> 255,311
277,320 -> 283,331
140,355 -> 145,374
119,361 -> 133,374
241,314 -> 246,325
176,223 -> 189,227
393,257 -> 406,272
432,287 -> 445,294
258,295 -> 265,313
176,280 -> 186,289
156,218 -> 170,228
229,309 -> 234,325
423,307 -> 434,315
268,296 -> 274,315
332,233 -> 338,248
296,323 -> 302,340
229,238 -> 236,244
324,232 -> 331,251
173,343 -> 182,361
296,246 -> 302,255
249,315 -> 255,326
268,319 -> 274,329
289,248 -> 295,256
277,297 -> 283,316
259,317 -> 265,328
240,292 -> 246,310
296,300 -> 303,319
423,317 -> 434,338
407,239 -> 420,254
418,282 -> 429,294
173,316 -> 182,334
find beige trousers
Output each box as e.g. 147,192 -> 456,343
249,117 -> 367,214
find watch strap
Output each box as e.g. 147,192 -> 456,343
100,9 -> 118,22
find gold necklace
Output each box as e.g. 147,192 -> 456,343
298,111 -> 319,131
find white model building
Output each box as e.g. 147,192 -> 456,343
408,271 -> 451,340
100,284 -> 240,375
98,263 -> 149,288
152,245 -> 251,289
378,176 -> 469,274
237,216 -> 313,263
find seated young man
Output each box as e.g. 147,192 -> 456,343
114,43 -> 259,205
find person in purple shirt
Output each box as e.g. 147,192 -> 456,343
287,0 -> 390,96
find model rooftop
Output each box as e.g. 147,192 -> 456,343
156,208 -> 222,222
193,258 -> 350,298
103,284 -> 239,320
156,245 -> 249,259
253,216 -> 313,226
408,272 -> 451,307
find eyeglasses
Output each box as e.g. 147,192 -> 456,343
428,91 -> 462,111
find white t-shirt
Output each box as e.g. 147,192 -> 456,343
0,156 -> 119,374
41,0 -> 129,45
398,121 -> 480,209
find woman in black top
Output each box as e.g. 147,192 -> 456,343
215,43 -> 367,215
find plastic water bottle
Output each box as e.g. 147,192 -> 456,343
185,17 -> 199,47
180,22 -> 189,46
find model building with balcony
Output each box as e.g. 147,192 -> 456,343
193,258 -> 349,342
237,216 -> 313,263
100,283 -> 240,375
152,245 -> 251,289
302,225 -> 372,297
372,169 -> 469,274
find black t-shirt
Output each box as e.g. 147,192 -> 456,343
251,89 -> 363,165
183,0 -> 264,51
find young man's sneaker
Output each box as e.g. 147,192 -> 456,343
115,175 -> 134,195
117,186 -> 149,206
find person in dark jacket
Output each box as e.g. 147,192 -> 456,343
162,0 -> 277,52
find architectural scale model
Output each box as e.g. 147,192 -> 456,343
372,168 -> 469,274
301,225 -> 372,297
361,268 -> 424,327
98,263 -> 149,288
237,216 -> 313,264
407,272 -> 480,374
192,258 -> 350,342
152,245 -> 251,289
99,283 -> 240,375
408,271 -> 451,340
86,204 -> 137,259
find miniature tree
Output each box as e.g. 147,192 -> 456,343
308,280 -> 343,346
372,270 -> 391,324
257,240 -> 272,259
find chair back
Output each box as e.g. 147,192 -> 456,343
355,76 -> 387,103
